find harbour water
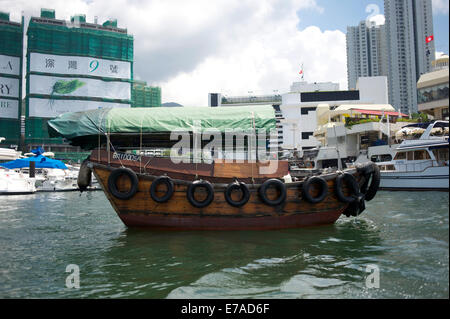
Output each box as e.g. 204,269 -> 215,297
0,190 -> 448,299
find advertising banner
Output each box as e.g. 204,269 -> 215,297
0,99 -> 19,119
0,54 -> 21,76
30,53 -> 131,79
0,76 -> 20,98
29,75 -> 131,100
28,98 -> 130,118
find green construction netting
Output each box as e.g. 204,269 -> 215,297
27,20 -> 133,61
0,23 -> 23,57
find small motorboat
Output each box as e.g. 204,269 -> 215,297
0,168 -> 36,195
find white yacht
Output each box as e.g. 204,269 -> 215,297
0,138 -> 21,163
0,139 -> 35,195
376,121 -> 449,190
31,165 -> 100,191
33,166 -> 79,192
0,169 -> 36,195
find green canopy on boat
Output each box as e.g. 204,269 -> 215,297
47,106 -> 277,150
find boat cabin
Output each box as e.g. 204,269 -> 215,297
378,121 -> 449,172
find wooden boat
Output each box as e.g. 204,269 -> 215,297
74,150 -> 379,230
47,106 -> 381,230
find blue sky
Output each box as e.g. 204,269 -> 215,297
296,0 -> 449,54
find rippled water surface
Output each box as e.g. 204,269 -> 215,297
0,190 -> 448,298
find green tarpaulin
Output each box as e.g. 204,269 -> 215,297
47,106 -> 276,149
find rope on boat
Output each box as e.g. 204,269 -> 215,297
251,111 -> 256,185
85,109 -> 126,168
140,119 -> 143,174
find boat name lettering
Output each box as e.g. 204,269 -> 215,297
112,152 -> 141,162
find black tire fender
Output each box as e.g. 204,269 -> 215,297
107,168 -> 139,200
150,176 -> 174,203
335,173 -> 360,203
258,179 -> 286,206
342,193 -> 366,217
224,181 -> 250,208
77,159 -> 92,192
343,201 -> 358,217
361,163 -> 381,201
187,180 -> 214,208
302,176 -> 328,204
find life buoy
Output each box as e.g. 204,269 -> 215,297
107,167 -> 139,200
360,163 -> 380,201
335,173 -> 360,203
302,176 -> 328,203
187,180 -> 214,208
150,176 -> 174,203
224,181 -> 250,207
258,179 -> 286,206
77,158 -> 92,192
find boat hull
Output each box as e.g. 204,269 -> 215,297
0,173 -> 36,195
380,166 -> 449,191
116,210 -> 344,231
0,191 -> 36,195
91,164 -> 360,230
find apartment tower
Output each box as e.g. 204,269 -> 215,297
384,0 -> 435,114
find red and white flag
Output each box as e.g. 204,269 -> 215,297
299,63 -> 304,79
425,35 -> 434,43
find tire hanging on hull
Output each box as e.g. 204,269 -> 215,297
77,159 -> 92,193
302,176 -> 328,203
150,176 -> 174,203
187,180 -> 214,208
335,173 -> 360,203
358,162 -> 381,201
224,181 -> 250,208
108,168 -> 139,200
258,179 -> 286,206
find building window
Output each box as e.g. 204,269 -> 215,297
418,84 -> 449,104
300,90 -> 360,102
302,132 -> 314,140
300,107 -> 317,115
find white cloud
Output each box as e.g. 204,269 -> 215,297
432,0 -> 449,15
367,14 -> 385,26
4,0 -> 347,106
436,51 -> 446,59
161,26 -> 346,105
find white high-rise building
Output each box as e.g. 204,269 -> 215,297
346,21 -> 388,90
384,0 -> 435,114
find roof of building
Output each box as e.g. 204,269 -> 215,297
333,104 -> 395,112
315,103 -> 396,125
417,68 -> 449,89
433,54 -> 449,65
352,109 -> 408,117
